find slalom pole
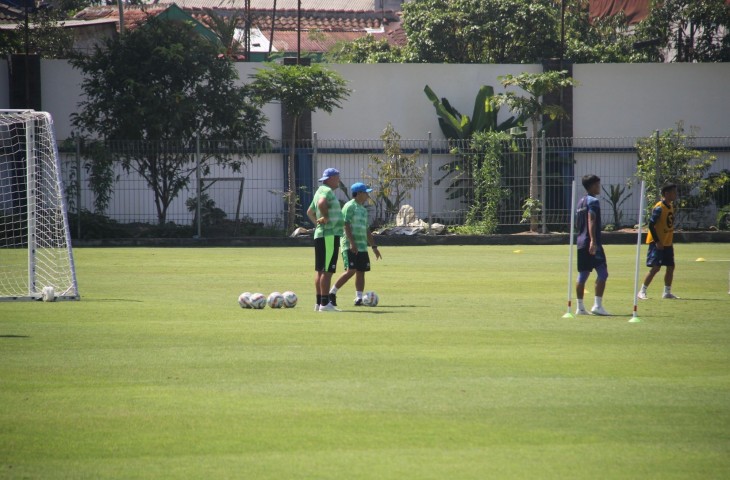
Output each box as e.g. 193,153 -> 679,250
562,180 -> 577,318
629,181 -> 646,323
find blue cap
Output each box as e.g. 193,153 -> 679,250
351,182 -> 373,194
318,168 -> 340,182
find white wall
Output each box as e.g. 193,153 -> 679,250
2,60 -> 728,141
310,63 -> 542,140
41,60 -> 85,140
573,63 -> 730,138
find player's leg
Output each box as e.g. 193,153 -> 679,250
575,248 -> 591,314
591,262 -> 610,316
331,249 -> 357,306
639,243 -> 661,299
661,246 -> 678,299
314,238 -> 326,310
319,236 -> 340,311
354,252 -> 371,306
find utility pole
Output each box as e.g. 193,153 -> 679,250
297,0 -> 301,64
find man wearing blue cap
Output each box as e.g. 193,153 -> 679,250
329,182 -> 382,307
307,168 -> 344,312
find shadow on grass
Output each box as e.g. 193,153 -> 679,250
0,334 -> 29,338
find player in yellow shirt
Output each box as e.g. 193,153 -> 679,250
638,184 -> 679,300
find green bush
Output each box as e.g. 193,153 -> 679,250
717,205 -> 730,231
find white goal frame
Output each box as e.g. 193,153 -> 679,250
0,110 -> 79,301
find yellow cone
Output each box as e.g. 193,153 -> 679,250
696,257 -> 706,262
513,249 -> 523,254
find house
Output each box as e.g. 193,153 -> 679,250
72,1 -> 408,60
73,3 -> 220,51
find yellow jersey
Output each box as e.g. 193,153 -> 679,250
646,200 -> 674,246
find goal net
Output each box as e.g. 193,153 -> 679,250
0,110 -> 79,301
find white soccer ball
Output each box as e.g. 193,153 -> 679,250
238,292 -> 252,309
267,291 -> 285,308
249,293 -> 266,309
282,291 -> 298,308
363,291 -> 379,307
42,286 -> 56,302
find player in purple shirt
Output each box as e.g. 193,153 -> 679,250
575,174 -> 611,316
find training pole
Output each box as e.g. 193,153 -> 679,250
563,180 -> 577,318
630,181 -> 646,323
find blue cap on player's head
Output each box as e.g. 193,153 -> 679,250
318,168 -> 340,182
351,182 -> 373,194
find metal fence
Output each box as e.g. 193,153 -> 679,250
59,135 -> 730,238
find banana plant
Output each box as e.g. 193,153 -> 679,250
424,85 -> 525,202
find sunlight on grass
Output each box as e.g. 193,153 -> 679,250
1,245 -> 729,479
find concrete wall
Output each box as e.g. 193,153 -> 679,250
572,63 -> 730,138
2,60 -> 728,140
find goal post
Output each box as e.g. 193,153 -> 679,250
0,110 -> 79,301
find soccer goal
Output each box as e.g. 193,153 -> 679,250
0,110 -> 79,301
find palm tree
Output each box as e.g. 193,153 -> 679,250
489,71 -> 577,232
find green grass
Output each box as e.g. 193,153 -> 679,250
1,244 -> 729,479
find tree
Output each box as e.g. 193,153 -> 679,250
402,0 -> 560,63
636,0 -> 730,62
0,7 -> 74,58
464,131 -> 512,234
563,1 -> 650,63
201,7 -> 245,57
248,63 -> 350,233
326,35 -> 404,63
364,123 -> 426,226
71,16 -> 266,224
634,123 -> 730,227
424,84 -> 524,206
488,70 -> 577,232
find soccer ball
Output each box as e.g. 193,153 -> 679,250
249,293 -> 266,309
363,291 -> 379,307
42,286 -> 56,302
267,291 -> 285,308
282,291 -> 298,308
238,292 -> 252,309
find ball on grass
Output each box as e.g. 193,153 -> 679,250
42,286 -> 56,302
282,291 -> 298,308
249,293 -> 266,309
238,292 -> 252,309
363,291 -> 379,307
267,292 -> 285,308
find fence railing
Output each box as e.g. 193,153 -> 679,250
58,135 -> 730,238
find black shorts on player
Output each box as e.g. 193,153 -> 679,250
577,246 -> 607,272
646,244 -> 675,268
314,236 -> 340,273
342,250 -> 371,272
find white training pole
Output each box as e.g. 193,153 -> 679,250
563,180 -> 577,318
630,181 -> 646,323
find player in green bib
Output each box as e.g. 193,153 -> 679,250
306,168 -> 344,312
328,182 -> 382,307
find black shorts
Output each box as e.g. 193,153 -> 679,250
342,249 -> 371,272
577,246 -> 607,272
647,244 -> 675,268
314,236 -> 340,273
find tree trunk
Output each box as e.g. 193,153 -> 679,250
287,116 -> 298,234
529,118 -> 539,232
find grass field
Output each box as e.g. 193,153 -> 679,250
1,244 -> 729,479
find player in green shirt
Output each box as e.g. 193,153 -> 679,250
329,182 -> 382,307
306,168 -> 344,312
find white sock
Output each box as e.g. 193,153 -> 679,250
329,286 -> 338,294
356,291 -> 363,299
594,296 -> 603,308
577,299 -> 585,310
640,285 -> 648,293
664,285 -> 671,294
